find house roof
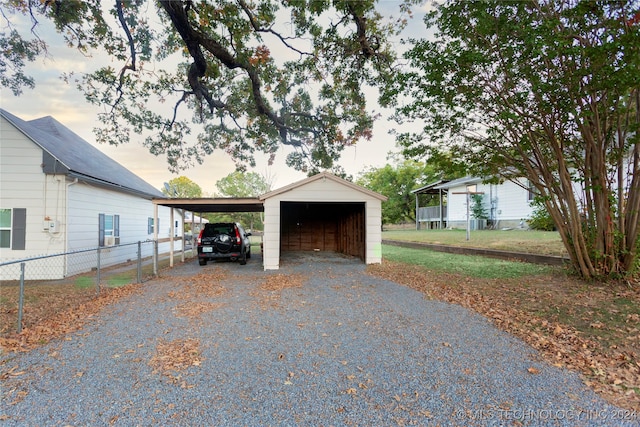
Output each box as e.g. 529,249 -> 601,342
259,171 -> 388,201
411,179 -> 450,194
433,176 -> 482,190
1,109 -> 163,199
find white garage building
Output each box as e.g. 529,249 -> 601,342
155,172 -> 387,270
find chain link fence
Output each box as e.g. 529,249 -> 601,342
1,240 -> 195,334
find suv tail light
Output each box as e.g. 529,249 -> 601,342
197,229 -> 204,246
235,227 -> 241,245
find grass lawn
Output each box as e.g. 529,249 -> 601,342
383,228 -> 567,256
382,244 -> 555,279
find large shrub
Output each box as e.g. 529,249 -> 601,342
528,197 -> 556,231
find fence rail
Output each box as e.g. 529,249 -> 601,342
1,240 -> 194,334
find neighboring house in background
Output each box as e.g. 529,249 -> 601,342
184,211 -> 209,240
415,176 -> 535,230
0,109 -> 183,279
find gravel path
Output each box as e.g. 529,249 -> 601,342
1,253 -> 637,426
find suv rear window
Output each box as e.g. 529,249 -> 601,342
203,224 -> 234,237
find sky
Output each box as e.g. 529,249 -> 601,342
0,2 -> 429,194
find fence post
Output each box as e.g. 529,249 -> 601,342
96,246 -> 101,295
17,262 -> 25,334
137,241 -> 142,283
153,240 -> 158,276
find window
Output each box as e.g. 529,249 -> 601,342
527,180 -> 537,202
99,214 -> 120,246
148,217 -> 154,235
0,209 -> 11,248
0,208 -> 26,250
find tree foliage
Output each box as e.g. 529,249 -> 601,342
214,171 -> 270,198
357,158 -> 437,225
385,0 -> 640,279
1,0 -> 419,173
210,171 -> 270,230
162,176 -> 202,198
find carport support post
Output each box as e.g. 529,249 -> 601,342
153,203 -> 158,276
180,209 -> 185,263
170,208 -> 174,268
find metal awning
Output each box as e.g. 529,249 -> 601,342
152,197 -> 264,213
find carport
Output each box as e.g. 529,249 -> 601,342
153,172 -> 387,270
151,197 -> 263,269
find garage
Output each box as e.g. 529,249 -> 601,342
260,172 -> 387,270
154,172 -> 386,271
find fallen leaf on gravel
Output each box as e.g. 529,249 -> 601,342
528,367 -> 540,374
260,273 -> 306,291
149,338 -> 202,378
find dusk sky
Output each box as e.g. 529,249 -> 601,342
0,3 -> 430,194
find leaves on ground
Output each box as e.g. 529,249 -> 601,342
149,338 -> 202,384
367,260 -> 640,411
0,284 -> 141,353
250,273 -> 307,309
169,271 -> 227,319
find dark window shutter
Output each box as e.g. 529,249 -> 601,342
98,214 -> 105,247
114,214 -> 120,244
12,208 -> 26,250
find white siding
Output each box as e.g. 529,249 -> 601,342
1,116 -> 183,279
66,183 -> 182,275
0,118 -> 65,278
365,200 -> 383,264
490,179 -> 533,225
262,198 -> 281,270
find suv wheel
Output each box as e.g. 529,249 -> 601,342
199,259 -> 207,266
239,249 -> 247,265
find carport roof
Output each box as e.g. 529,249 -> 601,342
152,197 -> 263,213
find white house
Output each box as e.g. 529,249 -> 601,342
0,109 -> 183,279
416,176 -> 536,229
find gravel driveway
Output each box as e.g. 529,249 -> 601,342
1,253 -> 636,426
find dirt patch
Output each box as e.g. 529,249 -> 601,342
367,261 -> 640,412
